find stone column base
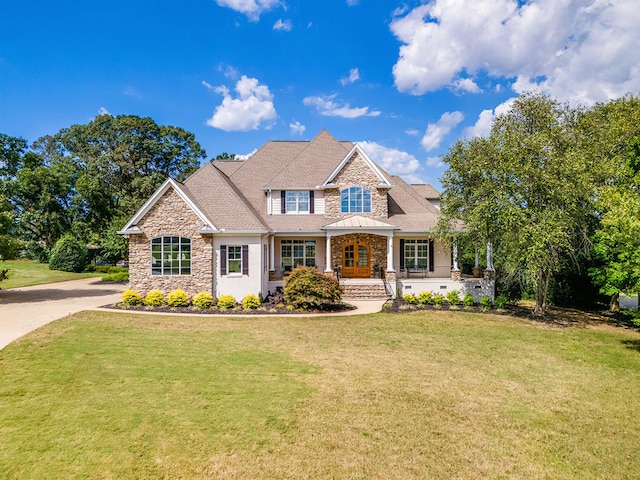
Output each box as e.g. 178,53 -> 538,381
385,270 -> 396,282
451,269 -> 462,281
483,269 -> 496,280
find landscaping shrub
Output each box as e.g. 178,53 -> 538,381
217,294 -> 237,309
48,235 -> 88,273
480,296 -> 493,311
463,293 -> 476,308
122,288 -> 142,306
284,266 -> 342,310
144,289 -> 165,307
167,289 -> 189,307
403,293 -> 417,304
417,291 -> 433,305
446,290 -> 461,305
242,294 -> 261,310
192,292 -> 214,309
494,294 -> 508,310
432,293 -> 446,307
101,271 -> 129,282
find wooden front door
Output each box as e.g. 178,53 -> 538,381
342,242 -> 370,278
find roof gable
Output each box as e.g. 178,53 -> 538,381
322,144 -> 392,188
119,178 -> 217,234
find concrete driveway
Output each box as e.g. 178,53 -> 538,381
0,278 -> 126,350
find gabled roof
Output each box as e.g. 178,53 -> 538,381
262,130 -> 352,189
119,178 -> 217,235
410,183 -> 440,199
322,143 -> 392,189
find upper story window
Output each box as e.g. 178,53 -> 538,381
341,187 -> 371,213
286,191 -> 309,213
151,236 -> 191,276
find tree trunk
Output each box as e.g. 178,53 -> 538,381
609,292 -> 620,312
533,269 -> 550,316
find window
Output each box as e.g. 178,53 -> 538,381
285,191 -> 309,213
227,246 -> 242,273
151,236 -> 191,276
221,244 -> 249,276
404,239 -> 428,268
341,187 -> 371,213
281,240 -> 316,269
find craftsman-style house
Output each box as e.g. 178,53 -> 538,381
119,130 -> 495,301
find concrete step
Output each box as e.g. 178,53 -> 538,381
341,281 -> 390,300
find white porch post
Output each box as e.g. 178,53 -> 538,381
452,238 -> 460,271
386,234 -> 394,272
269,235 -> 275,271
325,233 -> 332,272
486,239 -> 494,271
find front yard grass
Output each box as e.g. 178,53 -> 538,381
1,310 -> 639,479
0,260 -> 101,289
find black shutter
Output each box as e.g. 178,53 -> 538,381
220,245 -> 227,275
399,239 -> 405,269
309,191 -> 315,214
242,245 -> 249,275
281,191 -> 286,214
429,239 -> 435,272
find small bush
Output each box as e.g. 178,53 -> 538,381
217,294 -> 237,309
101,272 -> 129,282
242,293 -> 261,310
446,290 -> 461,305
417,291 -> 433,305
83,264 -> 96,272
494,294 -> 508,310
480,296 -> 493,311
463,293 -> 476,308
94,265 -> 111,273
192,292 -> 214,309
432,294 -> 446,307
107,266 -> 127,274
122,288 -> 142,306
403,293 -> 417,304
48,235 -> 88,273
284,266 -> 342,310
167,289 -> 189,307
144,289 -> 165,307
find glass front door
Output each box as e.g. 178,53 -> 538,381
342,242 -> 370,278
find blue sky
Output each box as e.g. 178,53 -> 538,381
1,0 -> 638,189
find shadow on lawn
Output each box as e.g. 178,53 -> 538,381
621,339 -> 640,353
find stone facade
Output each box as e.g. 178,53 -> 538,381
324,152 -> 389,218
330,233 -> 387,278
128,189 -> 213,297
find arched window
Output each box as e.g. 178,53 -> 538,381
151,236 -> 191,275
340,187 -> 371,213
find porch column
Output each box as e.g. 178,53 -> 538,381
269,235 -> 275,271
452,238 -> 460,271
386,234 -> 394,272
486,239 -> 494,271
325,233 -> 332,273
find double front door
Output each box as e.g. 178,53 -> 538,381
342,242 -> 370,278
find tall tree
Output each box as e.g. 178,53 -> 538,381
439,92 -> 598,315
582,95 -> 640,310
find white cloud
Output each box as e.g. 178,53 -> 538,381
358,141 -> 420,176
421,111 -> 464,151
123,86 -> 141,98
340,68 -> 360,86
215,0 -> 281,21
236,148 -> 257,160
202,80 -> 216,91
273,18 -> 292,31
97,107 -> 111,116
452,78 -> 481,94
347,0 -> 359,6
462,98 -> 515,139
290,121 -> 306,135
405,128 -> 420,137
390,0 -> 640,105
303,94 -> 381,118
207,75 -> 277,131
426,155 -> 445,169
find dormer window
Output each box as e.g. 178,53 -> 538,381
341,187 -> 371,213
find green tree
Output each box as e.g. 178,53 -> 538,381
582,95 -> 640,310
439,92 -> 598,315
49,234 -> 88,272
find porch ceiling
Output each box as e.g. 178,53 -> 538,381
322,215 -> 399,230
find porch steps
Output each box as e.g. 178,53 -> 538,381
340,279 -> 390,300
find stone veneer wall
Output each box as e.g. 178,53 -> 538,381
330,233 -> 387,278
128,188 -> 213,296
324,152 -> 388,218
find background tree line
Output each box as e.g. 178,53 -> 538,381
0,114 -> 205,266
438,92 -> 640,315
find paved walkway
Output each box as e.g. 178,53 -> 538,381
0,279 -> 386,350
0,278 -> 126,350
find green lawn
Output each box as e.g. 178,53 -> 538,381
1,310 -> 639,479
0,260 -> 101,289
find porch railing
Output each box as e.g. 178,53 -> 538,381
395,265 -> 452,279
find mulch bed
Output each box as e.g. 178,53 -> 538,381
104,301 -> 357,315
